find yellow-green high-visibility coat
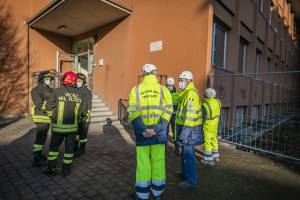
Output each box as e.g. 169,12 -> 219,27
175,82 -> 203,145
127,74 -> 173,146
202,97 -> 222,135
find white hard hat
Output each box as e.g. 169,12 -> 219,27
166,77 -> 175,85
205,88 -> 216,98
179,71 -> 193,80
142,64 -> 157,74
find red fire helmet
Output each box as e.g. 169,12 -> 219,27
62,71 -> 77,85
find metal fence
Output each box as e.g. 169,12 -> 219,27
118,99 -> 129,125
219,105 -> 300,161
210,70 -> 300,161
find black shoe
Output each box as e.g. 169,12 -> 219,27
43,168 -> 57,176
62,164 -> 71,177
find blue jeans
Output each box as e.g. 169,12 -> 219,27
181,144 -> 197,185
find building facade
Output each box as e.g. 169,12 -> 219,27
0,0 -> 298,123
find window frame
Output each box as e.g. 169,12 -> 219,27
238,38 -> 247,74
212,22 -> 228,69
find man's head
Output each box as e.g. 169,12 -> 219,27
142,64 -> 157,76
205,88 -> 216,98
178,71 -> 193,90
62,71 -> 77,86
77,73 -> 86,88
166,77 -> 175,91
38,71 -> 53,87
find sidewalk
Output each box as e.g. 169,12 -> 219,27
0,119 -> 299,200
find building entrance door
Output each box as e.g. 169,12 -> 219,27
56,38 -> 94,89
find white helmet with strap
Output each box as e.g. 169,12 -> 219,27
179,71 -> 193,80
166,77 -> 175,85
142,64 -> 157,74
205,88 -> 216,98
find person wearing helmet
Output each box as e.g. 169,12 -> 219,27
166,77 -> 180,155
201,88 -> 222,166
175,71 -> 203,189
31,70 -> 54,167
44,71 -> 86,176
74,73 -> 92,156
127,64 -> 173,200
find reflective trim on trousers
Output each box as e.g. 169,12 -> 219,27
151,179 -> 166,197
135,181 -> 150,200
204,151 -> 213,161
212,150 -> 219,158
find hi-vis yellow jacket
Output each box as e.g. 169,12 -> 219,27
31,83 -> 52,123
175,82 -> 203,145
202,97 -> 222,135
127,74 -> 173,146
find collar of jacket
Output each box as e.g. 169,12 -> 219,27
65,84 -> 77,88
180,81 -> 196,97
142,74 -> 158,84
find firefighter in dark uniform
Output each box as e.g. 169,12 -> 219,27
44,71 -> 87,176
74,73 -> 92,156
31,70 -> 53,167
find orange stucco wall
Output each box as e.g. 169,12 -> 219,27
0,0 -> 72,118
93,0 -> 213,114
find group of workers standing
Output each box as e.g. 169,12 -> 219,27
30,64 -> 221,199
31,70 -> 92,176
128,64 -> 222,200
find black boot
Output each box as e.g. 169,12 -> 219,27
78,143 -> 86,156
62,164 -> 71,177
73,140 -> 79,156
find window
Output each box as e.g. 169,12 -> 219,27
259,0 -> 264,13
255,50 -> 261,79
212,23 -> 227,69
238,38 -> 247,74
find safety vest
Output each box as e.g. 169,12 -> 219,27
31,84 -> 52,123
202,97 -> 222,134
175,82 -> 202,127
127,75 -> 173,126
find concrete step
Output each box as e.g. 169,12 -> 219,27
90,116 -> 118,123
91,111 -> 113,117
93,94 -> 99,99
91,107 -> 110,112
92,99 -> 102,103
92,102 -> 106,107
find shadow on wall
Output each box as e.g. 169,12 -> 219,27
0,2 -> 28,120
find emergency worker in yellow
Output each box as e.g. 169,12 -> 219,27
44,71 -> 86,176
128,64 -> 173,200
175,71 -> 203,188
201,88 -> 222,166
31,70 -> 53,167
166,77 -> 180,155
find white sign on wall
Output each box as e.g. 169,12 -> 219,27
150,40 -> 163,52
